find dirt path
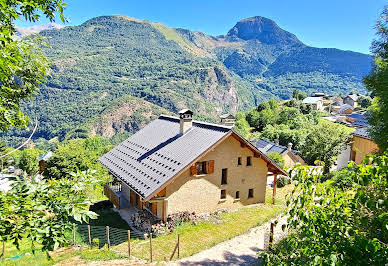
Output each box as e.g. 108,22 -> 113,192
169,216 -> 288,266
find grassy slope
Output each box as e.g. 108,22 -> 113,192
117,184 -> 292,262
1,184 -> 293,264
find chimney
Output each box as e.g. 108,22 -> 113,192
287,143 -> 293,152
220,114 -> 235,127
275,139 -> 279,145
178,109 -> 193,134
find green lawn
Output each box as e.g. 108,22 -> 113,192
118,203 -> 285,261
1,185 -> 293,264
265,183 -> 295,205
0,239 -> 79,266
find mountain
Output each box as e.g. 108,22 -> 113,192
15,23 -> 64,38
6,15 -> 372,142
225,16 -> 302,45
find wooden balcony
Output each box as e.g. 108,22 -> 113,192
104,181 -> 122,209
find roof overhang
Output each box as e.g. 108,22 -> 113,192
112,127 -> 288,202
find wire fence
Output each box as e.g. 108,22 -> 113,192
71,224 -> 181,262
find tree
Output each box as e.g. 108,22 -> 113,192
278,107 -> 301,125
262,152 -> 388,265
357,95 -> 372,108
292,89 -> 307,100
0,140 -> 6,155
0,170 -> 98,253
17,148 -> 43,175
300,121 -> 349,173
0,0 -> 66,132
234,117 -> 251,138
364,6 -> 388,150
43,137 -> 111,180
267,152 -> 285,169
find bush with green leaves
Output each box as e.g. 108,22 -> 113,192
267,152 -> 285,169
13,148 -> 44,175
325,167 -> 356,189
276,175 -> 290,188
0,170 -> 98,254
262,152 -> 388,265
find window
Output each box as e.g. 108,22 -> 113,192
196,161 -> 207,175
237,157 -> 242,165
221,168 -> 227,185
246,156 -> 252,166
248,188 -> 254,198
191,160 -> 214,176
220,189 -> 226,200
235,191 -> 240,199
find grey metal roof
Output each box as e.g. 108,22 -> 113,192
98,115 -> 231,199
345,94 -> 359,101
39,151 -> 53,161
303,96 -> 322,104
352,127 -> 372,140
255,139 -> 299,156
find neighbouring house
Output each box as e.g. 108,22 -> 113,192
311,92 -> 326,97
302,96 -> 324,111
330,96 -> 343,106
343,94 -> 359,108
339,104 -> 355,115
255,139 -> 305,168
350,128 -> 379,165
38,151 -> 53,173
346,113 -> 369,128
219,114 -> 236,126
99,110 -> 286,221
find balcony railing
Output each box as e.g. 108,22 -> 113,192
104,180 -> 122,209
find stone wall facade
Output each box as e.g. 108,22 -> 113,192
165,135 -> 268,215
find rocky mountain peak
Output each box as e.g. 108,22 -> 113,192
226,16 -> 301,45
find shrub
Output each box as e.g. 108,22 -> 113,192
327,167 -> 356,189
267,152 -> 285,169
276,176 -> 290,188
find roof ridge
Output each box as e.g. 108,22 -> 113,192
158,114 -> 233,131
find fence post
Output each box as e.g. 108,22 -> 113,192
106,226 -> 110,249
272,174 -> 278,205
269,222 -> 274,250
127,230 -> 131,258
1,241 -> 4,258
73,224 -> 76,246
88,225 -> 91,246
150,233 -> 153,262
177,233 -> 180,259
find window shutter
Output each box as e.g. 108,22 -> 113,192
190,164 -> 197,176
208,160 -> 215,174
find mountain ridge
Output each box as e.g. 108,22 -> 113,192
6,15 -> 372,142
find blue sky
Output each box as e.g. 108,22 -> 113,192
15,0 -> 386,54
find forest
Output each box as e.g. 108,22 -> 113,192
1,14 -> 372,144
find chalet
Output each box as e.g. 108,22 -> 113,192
330,96 -> 343,106
255,139 -> 305,168
302,96 -> 324,111
99,110 -> 286,221
343,94 -> 359,108
350,128 -> 379,164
